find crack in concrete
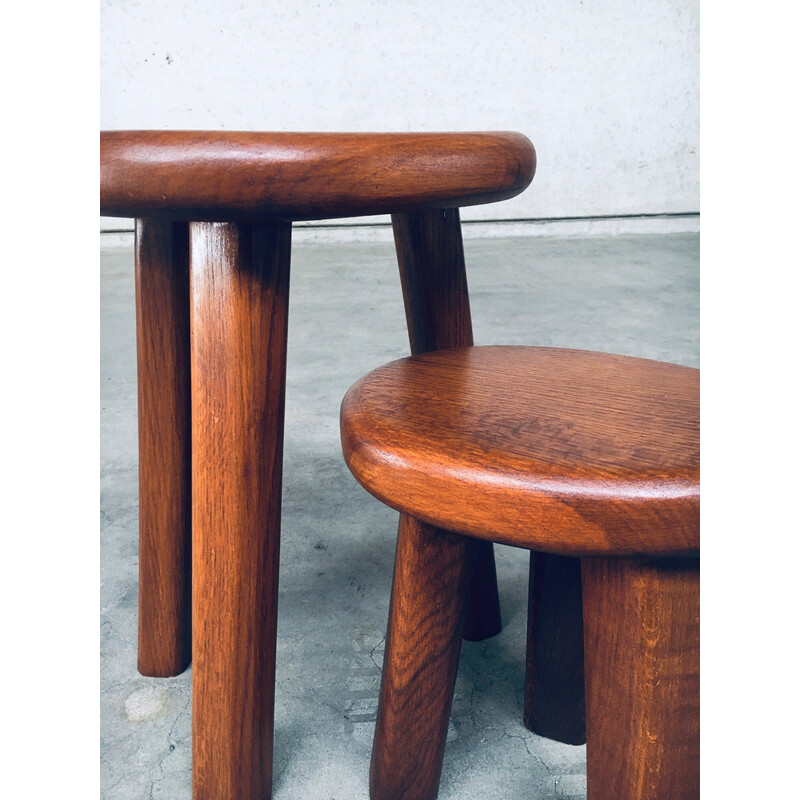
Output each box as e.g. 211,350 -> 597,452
368,636 -> 385,671
167,694 -> 191,742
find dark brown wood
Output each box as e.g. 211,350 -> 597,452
190,221 -> 291,800
524,552 -> 585,744
341,346 -> 700,557
100,131 -> 536,222
461,547 -> 501,643
392,208 -> 474,353
103,131 -> 543,799
582,557 -> 700,800
134,219 -> 192,677
341,340 -> 700,796
392,208 -> 501,642
371,515 -> 476,800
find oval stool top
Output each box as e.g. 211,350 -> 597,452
341,346 -> 699,558
100,131 -> 535,222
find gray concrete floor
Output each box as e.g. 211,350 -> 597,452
101,232 -> 699,799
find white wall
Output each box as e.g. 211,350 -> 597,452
101,0 -> 698,229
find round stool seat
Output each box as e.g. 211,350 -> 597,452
100,131 -> 535,222
341,346 -> 699,557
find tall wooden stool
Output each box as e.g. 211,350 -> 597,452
100,132 -> 536,799
340,345 -> 700,800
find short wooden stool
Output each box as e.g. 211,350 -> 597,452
101,132 -> 536,800
340,345 -> 700,800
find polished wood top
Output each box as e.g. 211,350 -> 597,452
100,131 -> 535,222
341,346 -> 699,557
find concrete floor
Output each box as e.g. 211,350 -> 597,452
100,232 -> 699,800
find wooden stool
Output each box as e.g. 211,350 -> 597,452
100,132 -> 535,800
340,346 -> 700,800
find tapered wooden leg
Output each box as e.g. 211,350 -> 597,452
190,221 -> 291,800
371,516 -> 476,800
134,219 -> 192,677
582,558 -> 700,800
524,552 -> 585,744
392,208 -> 501,642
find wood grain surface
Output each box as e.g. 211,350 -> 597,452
393,208 -> 474,353
341,346 -> 700,557
582,557 -> 700,800
104,131 -> 546,800
524,552 -> 585,744
392,208 -> 501,642
100,131 -> 535,222
190,221 -> 291,800
134,219 -> 192,677
370,515 -> 476,800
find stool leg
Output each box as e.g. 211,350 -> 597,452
371,515 -> 476,800
392,208 -> 501,642
190,221 -> 291,800
461,541 -> 501,642
581,557 -> 700,800
524,552 -> 586,744
134,219 -> 192,677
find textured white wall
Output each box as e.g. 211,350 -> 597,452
101,0 -> 698,224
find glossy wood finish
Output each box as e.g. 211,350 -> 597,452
392,208 -> 501,642
524,552 -> 585,744
190,221 -> 291,800
392,208 -> 474,353
370,515 -> 476,800
341,346 -> 700,557
102,130 -> 539,799
341,344 -> 700,798
134,219 -> 192,677
100,131 -> 536,222
582,557 -> 700,800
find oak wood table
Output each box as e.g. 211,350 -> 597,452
341,346 -> 700,800
100,131 -> 535,800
